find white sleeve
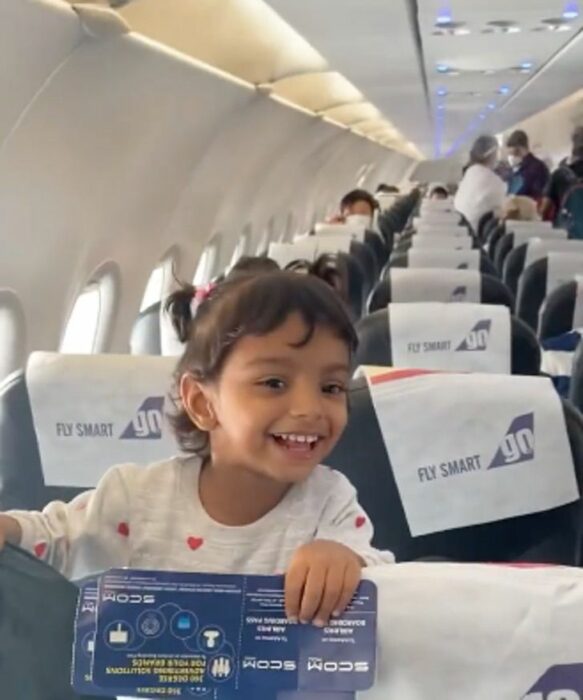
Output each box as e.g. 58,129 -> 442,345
6,464 -> 137,579
315,472 -> 395,566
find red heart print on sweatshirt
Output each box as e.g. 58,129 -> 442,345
117,522 -> 130,537
187,536 -> 204,551
34,542 -> 47,558
355,516 -> 366,529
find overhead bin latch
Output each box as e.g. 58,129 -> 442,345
71,2 -> 131,38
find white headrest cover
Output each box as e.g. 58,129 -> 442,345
512,228 -> 568,247
411,235 -> 472,250
314,222 -> 365,241
268,241 -> 318,268
366,371 -> 578,536
366,564 -> 583,699
524,238 -> 583,270
545,252 -> 583,296
416,224 -> 468,237
407,248 -> 480,271
312,234 -> 353,255
26,352 -> 179,487
388,303 -> 511,373
389,269 -> 481,304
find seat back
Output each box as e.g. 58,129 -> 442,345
539,280 -> 582,340
517,253 -> 583,331
0,371 -> 82,510
328,374 -> 583,564
504,238 -> 583,297
570,341 -> 583,413
355,306 -> 540,375
493,227 -> 567,274
0,544 -> 112,700
1,354 -> 179,504
368,269 -> 514,312
391,249 -> 498,277
130,301 -> 162,356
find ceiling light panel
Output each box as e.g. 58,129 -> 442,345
420,0 -> 583,152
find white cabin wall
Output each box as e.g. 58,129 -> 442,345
0,0 -> 414,370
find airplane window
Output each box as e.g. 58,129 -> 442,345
140,254 -> 175,312
256,228 -> 270,255
60,284 -> 101,354
0,290 -> 25,382
60,267 -> 119,354
193,236 -> 220,286
229,226 -> 251,268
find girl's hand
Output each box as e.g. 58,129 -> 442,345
285,539 -> 363,627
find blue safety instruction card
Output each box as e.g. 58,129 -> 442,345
71,568 -> 377,699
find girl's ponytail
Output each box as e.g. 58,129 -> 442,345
164,284 -> 196,344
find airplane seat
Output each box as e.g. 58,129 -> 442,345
569,342 -> 583,413
339,251 -> 367,320
130,301 -> 162,356
328,375 -> 583,564
486,222 -> 506,259
354,307 -> 540,376
476,211 -> 495,242
368,270 -> 514,313
481,215 -> 500,246
389,250 -> 498,277
493,232 -> 516,273
0,353 -> 178,511
350,240 -> 379,296
364,229 -> 390,269
0,370 -> 82,511
539,280 -> 579,340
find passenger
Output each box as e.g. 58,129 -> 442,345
328,188 -> 378,228
505,129 -> 550,201
429,185 -> 449,200
503,195 -> 541,222
454,134 -> 507,233
540,127 -> 583,223
0,272 -> 391,625
230,255 -> 280,276
285,254 -> 349,306
376,184 -> 399,194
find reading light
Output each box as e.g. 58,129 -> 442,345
563,2 -> 579,19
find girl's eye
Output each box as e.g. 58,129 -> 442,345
323,382 -> 347,395
259,378 -> 286,390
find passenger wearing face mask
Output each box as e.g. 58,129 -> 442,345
506,130 -> 550,201
454,134 -> 507,233
333,189 -> 378,229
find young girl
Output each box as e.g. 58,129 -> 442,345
0,272 -> 392,627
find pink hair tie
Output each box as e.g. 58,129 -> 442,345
190,282 -> 216,317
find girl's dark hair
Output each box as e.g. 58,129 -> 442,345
165,271 -> 357,456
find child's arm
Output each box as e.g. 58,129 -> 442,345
1,464 -> 134,578
285,471 -> 393,626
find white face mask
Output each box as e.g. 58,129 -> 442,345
508,154 -> 523,169
345,214 -> 372,229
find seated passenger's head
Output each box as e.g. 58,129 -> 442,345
376,184 -> 399,194
229,255 -> 279,278
506,130 -> 530,166
469,135 -> 499,170
503,195 -> 540,222
340,189 -> 378,228
429,186 -> 449,201
285,254 -> 349,306
165,272 -> 357,484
